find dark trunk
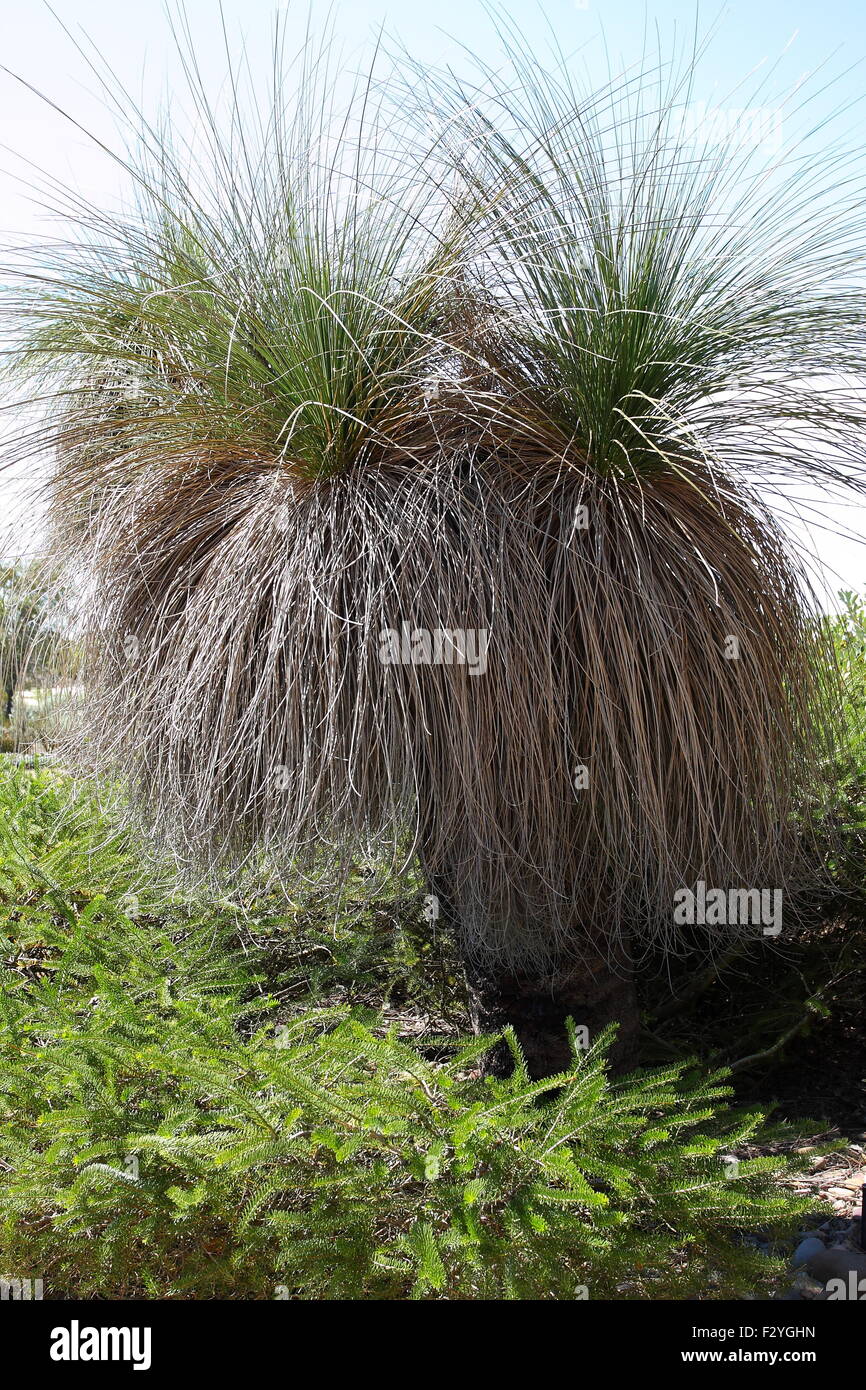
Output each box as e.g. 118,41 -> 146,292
3,680 -> 13,720
464,949 -> 640,1079
426,875 -> 640,1078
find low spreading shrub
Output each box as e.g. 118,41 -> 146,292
0,766 -> 815,1300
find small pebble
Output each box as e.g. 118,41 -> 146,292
793,1271 -> 826,1298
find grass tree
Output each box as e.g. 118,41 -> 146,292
3,19 -> 864,1075
398,37 -> 866,1070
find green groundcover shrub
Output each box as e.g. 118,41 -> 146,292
0,766 -> 815,1299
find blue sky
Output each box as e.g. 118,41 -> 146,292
1,0 -> 865,598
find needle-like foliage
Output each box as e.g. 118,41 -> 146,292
0,765 -> 817,1302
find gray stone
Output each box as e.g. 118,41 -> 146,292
806,1245 -> 866,1283
791,1236 -> 825,1268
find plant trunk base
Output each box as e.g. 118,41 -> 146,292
465,953 -> 640,1080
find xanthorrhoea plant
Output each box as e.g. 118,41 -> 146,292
3,25 -> 471,874
3,18 -> 862,1076
399,32 -> 866,1068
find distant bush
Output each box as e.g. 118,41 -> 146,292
815,591 -> 866,908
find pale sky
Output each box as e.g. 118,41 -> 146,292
1,0 -> 865,606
